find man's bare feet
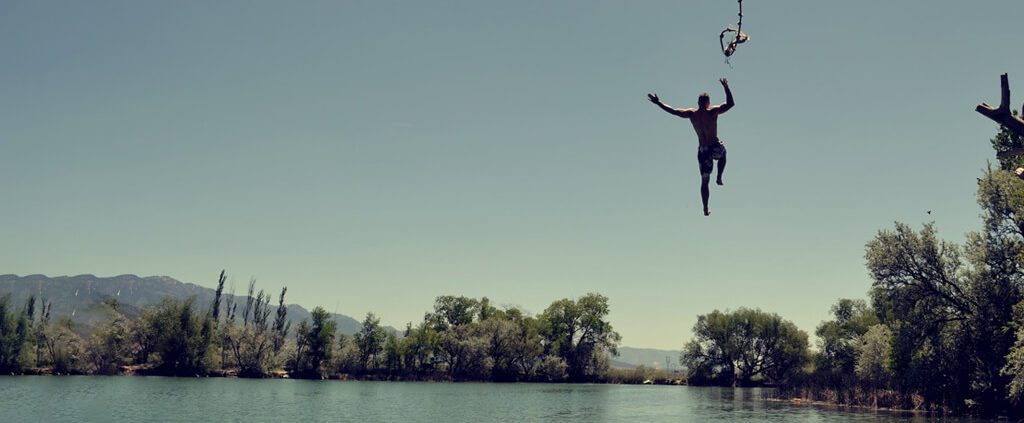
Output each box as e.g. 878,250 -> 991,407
716,178 -> 724,186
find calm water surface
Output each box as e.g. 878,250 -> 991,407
0,376 -> 988,422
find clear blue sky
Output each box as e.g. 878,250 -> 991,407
2,1 -> 1023,349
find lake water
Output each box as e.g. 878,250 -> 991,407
0,377 -> 988,422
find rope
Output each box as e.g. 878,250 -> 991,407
719,0 -> 749,59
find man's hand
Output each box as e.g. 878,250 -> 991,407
719,78 -> 729,87
647,93 -> 660,104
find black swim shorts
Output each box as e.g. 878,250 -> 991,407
697,142 -> 727,176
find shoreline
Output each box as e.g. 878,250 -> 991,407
6,367 -> 687,385
764,396 -> 983,419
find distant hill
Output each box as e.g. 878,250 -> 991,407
614,347 -> 682,370
0,274 -> 381,335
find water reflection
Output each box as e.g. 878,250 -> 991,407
0,377 -> 995,422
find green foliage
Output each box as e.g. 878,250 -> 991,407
334,337 -> 361,374
429,296 -> 480,331
86,315 -> 131,375
991,118 -> 1024,171
382,331 -> 404,374
321,295 -> 603,382
540,293 -> 621,382
43,318 -> 84,374
815,299 -> 878,375
1002,301 -> 1024,404
440,324 -> 491,379
681,308 -> 808,387
0,294 -> 33,373
271,287 -> 290,355
223,280 -> 283,377
536,355 -> 568,382
400,320 -> 440,375
855,324 -> 893,386
292,306 -> 336,378
354,312 -> 385,371
134,297 -> 213,376
477,315 -> 543,381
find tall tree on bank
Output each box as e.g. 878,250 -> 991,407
271,287 -> 290,356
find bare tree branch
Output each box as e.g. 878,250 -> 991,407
977,73 -> 1024,140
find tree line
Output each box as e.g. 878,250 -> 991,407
0,277 -> 621,383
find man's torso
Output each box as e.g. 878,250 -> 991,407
689,109 -> 719,146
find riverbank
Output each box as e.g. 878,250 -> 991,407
766,397 -> 935,418
9,365 -> 687,385
764,391 -> 1010,420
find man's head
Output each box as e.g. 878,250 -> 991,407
698,92 -> 710,109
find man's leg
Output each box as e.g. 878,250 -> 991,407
698,150 -> 713,216
716,156 -> 726,186
701,175 -> 711,216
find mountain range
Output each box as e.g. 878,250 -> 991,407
0,274 -> 369,335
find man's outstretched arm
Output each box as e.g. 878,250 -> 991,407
715,78 -> 734,114
648,93 -> 694,118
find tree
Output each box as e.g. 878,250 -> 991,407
540,293 -> 621,381
0,294 -> 33,373
292,306 -> 336,378
134,297 -> 212,376
42,317 -> 84,374
477,318 -> 522,381
382,331 -> 405,375
536,356 -> 568,382
291,319 -> 310,372
990,121 -> 1024,172
477,309 -> 543,381
815,299 -> 878,375
271,287 -> 290,356
1002,300 -> 1024,404
439,324 -> 490,379
855,324 -> 893,388
32,298 -> 49,367
681,308 -> 808,387
402,320 -> 440,375
224,282 -> 276,377
429,296 -> 479,331
87,314 -> 131,375
354,312 -> 385,371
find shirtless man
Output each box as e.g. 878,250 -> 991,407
647,78 -> 735,216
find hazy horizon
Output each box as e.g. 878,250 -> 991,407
3,1 -> 1024,349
